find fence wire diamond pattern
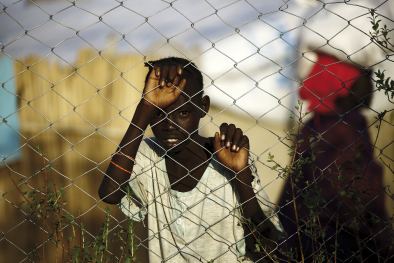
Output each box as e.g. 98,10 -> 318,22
1,0 -> 394,262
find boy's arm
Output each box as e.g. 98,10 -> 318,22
213,125 -> 278,259
98,64 -> 186,204
98,104 -> 156,204
234,168 -> 279,259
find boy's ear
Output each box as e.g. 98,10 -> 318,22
200,95 -> 210,118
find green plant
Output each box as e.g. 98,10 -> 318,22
369,8 -> 394,102
263,101 -> 393,262
8,146 -> 138,263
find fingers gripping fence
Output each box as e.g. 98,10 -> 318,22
1,0 -> 394,262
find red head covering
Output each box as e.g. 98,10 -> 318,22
300,53 -> 363,114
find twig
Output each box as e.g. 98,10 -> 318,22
42,153 -> 48,263
288,106 -> 306,263
50,171 -> 65,263
7,172 -> 54,236
380,158 -> 394,174
361,117 -> 382,180
335,214 -> 338,263
309,137 -> 330,263
79,217 -> 83,261
272,112 -> 306,262
240,209 -> 277,263
370,33 -> 394,53
118,229 -> 129,263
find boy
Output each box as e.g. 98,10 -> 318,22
98,57 -> 286,262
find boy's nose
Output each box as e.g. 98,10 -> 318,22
162,116 -> 177,131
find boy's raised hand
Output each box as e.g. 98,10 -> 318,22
213,123 -> 249,173
142,64 -> 187,110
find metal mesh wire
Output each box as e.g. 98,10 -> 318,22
1,0 -> 394,262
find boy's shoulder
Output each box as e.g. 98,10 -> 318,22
142,137 -> 160,147
133,137 -> 164,164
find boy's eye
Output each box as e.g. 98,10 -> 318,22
180,111 -> 188,116
156,111 -> 165,118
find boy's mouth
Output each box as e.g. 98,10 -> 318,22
162,138 -> 181,149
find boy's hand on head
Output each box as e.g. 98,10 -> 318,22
142,64 -> 187,110
213,123 -> 249,173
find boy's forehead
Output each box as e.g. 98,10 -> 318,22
182,78 -> 201,98
164,78 -> 201,111
174,86 -> 199,106
181,72 -> 201,96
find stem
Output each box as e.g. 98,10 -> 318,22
359,119 -> 382,262
42,153 -> 48,263
384,238 -> 394,263
334,214 -> 339,263
288,113 -> 305,263
8,173 -> 53,230
361,118 -> 382,180
353,204 -> 382,263
273,106 -> 306,263
36,250 -> 42,262
79,220 -> 82,261
309,138 -> 330,262
132,239 -> 135,262
240,209 -> 276,263
380,158 -> 394,174
370,32 -> 394,53
51,171 -> 65,263
118,230 -> 129,263
288,170 -> 305,263
354,216 -> 364,263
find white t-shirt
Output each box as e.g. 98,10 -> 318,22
119,137 -> 286,263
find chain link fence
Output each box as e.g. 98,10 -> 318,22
1,0 -> 394,262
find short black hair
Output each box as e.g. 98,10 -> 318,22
335,71 -> 373,111
144,57 -> 204,100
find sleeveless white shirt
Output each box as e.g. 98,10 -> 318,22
119,137 -> 286,263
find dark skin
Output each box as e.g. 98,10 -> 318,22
98,64 -> 278,261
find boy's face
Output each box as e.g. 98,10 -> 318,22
150,75 -> 209,153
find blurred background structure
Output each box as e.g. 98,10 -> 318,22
1,0 -> 394,262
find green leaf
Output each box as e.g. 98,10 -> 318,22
356,144 -> 365,150
36,145 -> 41,155
99,245 -> 106,251
47,165 -> 56,171
17,178 -> 26,186
254,243 -> 261,252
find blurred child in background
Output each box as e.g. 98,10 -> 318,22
278,52 -> 393,262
